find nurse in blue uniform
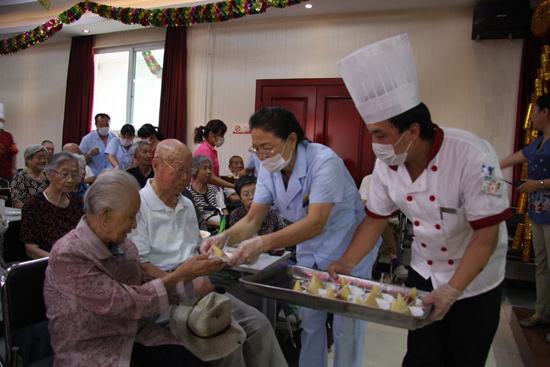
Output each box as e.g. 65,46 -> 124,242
201,106 -> 380,367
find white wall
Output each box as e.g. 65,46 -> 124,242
187,6 -> 522,177
0,5 -> 522,176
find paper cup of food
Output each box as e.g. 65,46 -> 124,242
200,230 -> 211,239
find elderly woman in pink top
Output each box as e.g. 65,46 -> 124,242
193,119 -> 234,189
44,170 -> 223,367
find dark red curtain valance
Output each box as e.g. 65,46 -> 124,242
158,27 -> 187,142
62,35 -> 94,146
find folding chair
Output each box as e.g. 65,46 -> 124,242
1,258 -> 53,367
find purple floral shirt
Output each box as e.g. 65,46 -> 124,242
44,218 -> 189,367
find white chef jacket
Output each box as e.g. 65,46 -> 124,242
367,127 -> 511,299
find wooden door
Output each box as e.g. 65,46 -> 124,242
255,79 -> 375,185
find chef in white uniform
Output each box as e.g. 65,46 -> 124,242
329,34 -> 511,367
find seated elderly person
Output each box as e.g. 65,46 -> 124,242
10,144 -> 49,208
44,170 -> 223,367
128,140 -> 287,367
187,155 -> 228,227
21,152 -> 83,259
126,140 -> 154,188
63,142 -> 95,184
229,175 -> 286,236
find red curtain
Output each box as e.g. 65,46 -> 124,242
512,33 -> 546,205
62,36 -> 94,146
159,27 -> 187,142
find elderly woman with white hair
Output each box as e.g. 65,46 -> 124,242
20,152 -> 83,259
10,144 -> 49,208
44,170 -> 223,367
187,155 -> 228,228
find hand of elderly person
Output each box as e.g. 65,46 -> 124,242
192,276 -> 216,297
200,232 -> 228,255
172,254 -> 224,282
89,147 -> 100,157
227,236 -> 264,267
422,283 -> 462,322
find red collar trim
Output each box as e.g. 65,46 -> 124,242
388,125 -> 443,171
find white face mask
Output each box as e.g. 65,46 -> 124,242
0,122 -> 4,130
372,131 -> 413,166
98,127 -> 110,136
215,137 -> 224,147
262,139 -> 292,173
120,137 -> 133,147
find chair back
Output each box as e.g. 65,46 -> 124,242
1,258 -> 52,367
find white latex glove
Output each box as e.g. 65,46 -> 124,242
422,283 -> 462,321
228,236 -> 264,266
200,232 -> 228,255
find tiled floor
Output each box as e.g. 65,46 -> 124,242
327,287 -> 534,367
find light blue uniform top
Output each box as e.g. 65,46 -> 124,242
105,138 -> 136,171
254,141 -> 366,269
79,130 -> 116,176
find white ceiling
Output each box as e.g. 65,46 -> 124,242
0,0 -> 518,38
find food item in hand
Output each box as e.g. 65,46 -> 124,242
337,284 -> 351,300
307,273 -> 323,295
389,294 -> 410,314
293,280 -> 302,292
212,246 -> 227,258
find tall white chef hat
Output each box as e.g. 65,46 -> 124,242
0,102 -> 4,120
338,33 -> 420,125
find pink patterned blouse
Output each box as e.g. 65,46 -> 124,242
44,218 -> 190,367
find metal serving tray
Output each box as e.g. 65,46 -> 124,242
240,263 -> 432,330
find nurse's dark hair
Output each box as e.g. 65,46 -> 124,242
388,103 -> 436,140
120,124 -> 135,136
137,123 -> 164,140
194,119 -> 227,144
234,175 -> 257,196
535,94 -> 550,110
249,107 -> 305,142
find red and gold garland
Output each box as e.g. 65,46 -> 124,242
532,0 -> 550,37
1,0 -> 305,55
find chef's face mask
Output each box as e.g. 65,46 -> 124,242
262,137 -> 293,173
97,127 -> 110,136
372,130 -> 413,166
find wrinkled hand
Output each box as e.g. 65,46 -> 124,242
192,276 -> 215,297
200,232 -> 228,255
173,254 -> 224,281
518,179 -> 543,193
228,236 -> 264,267
422,283 -> 462,321
89,147 -> 100,157
328,258 -> 355,280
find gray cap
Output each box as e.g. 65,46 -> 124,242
24,144 -> 48,161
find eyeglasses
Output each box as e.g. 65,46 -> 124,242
161,159 -> 190,176
51,170 -> 80,181
248,146 -> 276,158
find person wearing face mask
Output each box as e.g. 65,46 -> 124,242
193,119 -> 234,190
106,124 -> 136,170
328,34 -> 511,367
79,113 -> 116,176
0,103 -> 18,182
200,106 -> 380,367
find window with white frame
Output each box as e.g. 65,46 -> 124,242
92,45 -> 164,132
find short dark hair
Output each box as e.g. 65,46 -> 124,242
249,107 -> 305,143
535,94 -> 550,110
137,123 -> 164,140
229,155 -> 243,165
388,103 -> 436,140
234,175 -> 257,196
120,124 -> 135,136
193,119 -> 227,144
94,113 -> 111,123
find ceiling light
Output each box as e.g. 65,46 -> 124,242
82,29 -> 90,34
305,4 -> 312,9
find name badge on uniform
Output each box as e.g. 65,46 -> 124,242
480,164 -> 502,197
